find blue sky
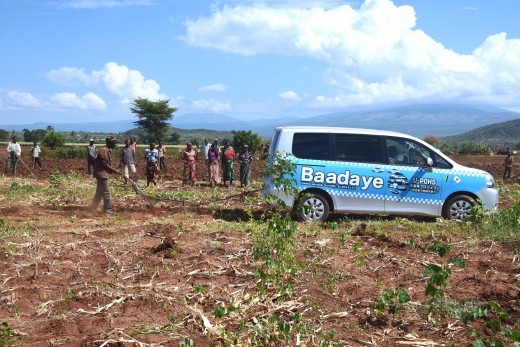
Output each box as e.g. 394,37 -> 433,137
1,0 -> 519,126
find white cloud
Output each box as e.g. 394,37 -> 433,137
57,0 -> 155,10
279,90 -> 301,102
191,99 -> 231,113
51,92 -> 107,110
198,84 -> 228,92
46,62 -> 168,102
184,0 -> 520,108
46,67 -> 97,86
97,62 -> 167,101
7,91 -> 42,108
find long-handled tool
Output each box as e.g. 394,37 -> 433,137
18,157 -> 36,178
123,175 -> 158,206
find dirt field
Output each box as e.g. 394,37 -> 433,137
0,151 -> 519,346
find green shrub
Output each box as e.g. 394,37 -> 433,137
56,145 -> 85,159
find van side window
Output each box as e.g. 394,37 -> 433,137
433,153 -> 452,169
293,133 -> 329,160
335,134 -> 381,163
386,137 -> 431,166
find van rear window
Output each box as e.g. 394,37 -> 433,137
293,133 -> 329,160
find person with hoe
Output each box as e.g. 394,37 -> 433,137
89,136 -> 120,214
5,136 -> 21,175
238,144 -> 252,187
30,141 -> 43,170
87,139 -> 96,176
222,141 -> 236,187
145,142 -> 159,187
503,149 -> 514,180
182,142 -> 198,186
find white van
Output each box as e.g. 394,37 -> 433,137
262,126 -> 498,221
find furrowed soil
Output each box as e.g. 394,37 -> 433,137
0,150 -> 519,346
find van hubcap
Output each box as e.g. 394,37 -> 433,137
303,198 -> 325,220
449,200 -> 472,220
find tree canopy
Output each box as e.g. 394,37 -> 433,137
231,130 -> 263,153
130,98 -> 177,143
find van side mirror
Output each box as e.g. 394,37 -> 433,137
427,157 -> 433,167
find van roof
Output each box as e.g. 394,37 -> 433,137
274,126 -> 414,138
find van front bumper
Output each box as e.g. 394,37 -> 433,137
477,188 -> 499,212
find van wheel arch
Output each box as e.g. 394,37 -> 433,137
442,192 -> 479,221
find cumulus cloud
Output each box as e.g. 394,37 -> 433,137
98,62 -> 167,100
279,90 -> 301,102
57,0 -> 155,10
184,0 -> 520,108
52,92 -> 107,110
46,62 -> 167,102
191,99 -> 231,113
7,91 -> 42,108
198,84 -> 228,92
47,67 -> 97,86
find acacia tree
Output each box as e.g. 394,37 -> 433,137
130,98 -> 177,143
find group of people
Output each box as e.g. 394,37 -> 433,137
201,138 -> 253,188
87,136 -> 257,213
4,136 -> 43,175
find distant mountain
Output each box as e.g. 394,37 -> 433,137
280,104 -> 520,138
442,118 -> 520,149
0,120 -> 135,133
2,104 -> 519,139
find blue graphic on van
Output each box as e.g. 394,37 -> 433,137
387,171 -> 409,195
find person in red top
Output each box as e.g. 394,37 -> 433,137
182,142 -> 198,186
89,136 -> 120,214
222,141 -> 236,187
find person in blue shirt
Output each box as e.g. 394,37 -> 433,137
145,142 -> 159,187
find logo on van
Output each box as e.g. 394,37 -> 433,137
301,167 -> 384,191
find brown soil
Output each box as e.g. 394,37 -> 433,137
0,152 -> 519,346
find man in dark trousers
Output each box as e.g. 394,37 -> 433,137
87,139 -> 96,176
503,149 -> 514,180
89,136 -> 120,214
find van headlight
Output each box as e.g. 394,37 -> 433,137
485,173 -> 495,188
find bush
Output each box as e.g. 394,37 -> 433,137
42,131 -> 65,149
56,145 -> 85,159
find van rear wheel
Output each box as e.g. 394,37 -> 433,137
297,193 -> 330,221
443,195 -> 476,220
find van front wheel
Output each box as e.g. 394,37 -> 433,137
297,193 -> 330,221
443,195 -> 476,220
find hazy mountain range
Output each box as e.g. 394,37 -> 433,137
2,104 -> 519,139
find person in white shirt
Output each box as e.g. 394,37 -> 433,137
30,141 -> 43,170
5,136 -> 21,175
203,138 -> 211,181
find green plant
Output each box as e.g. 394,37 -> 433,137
193,284 -> 206,294
213,303 -> 236,318
0,322 -> 19,346
471,200 -> 520,242
374,287 -> 411,316
49,172 -> 65,187
461,301 -> 520,346
65,288 -> 74,301
42,131 -> 65,149
351,241 -> 366,267
55,145 -> 85,159
423,242 -> 465,320
254,152 -> 301,296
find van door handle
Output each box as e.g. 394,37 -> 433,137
372,168 -> 384,173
